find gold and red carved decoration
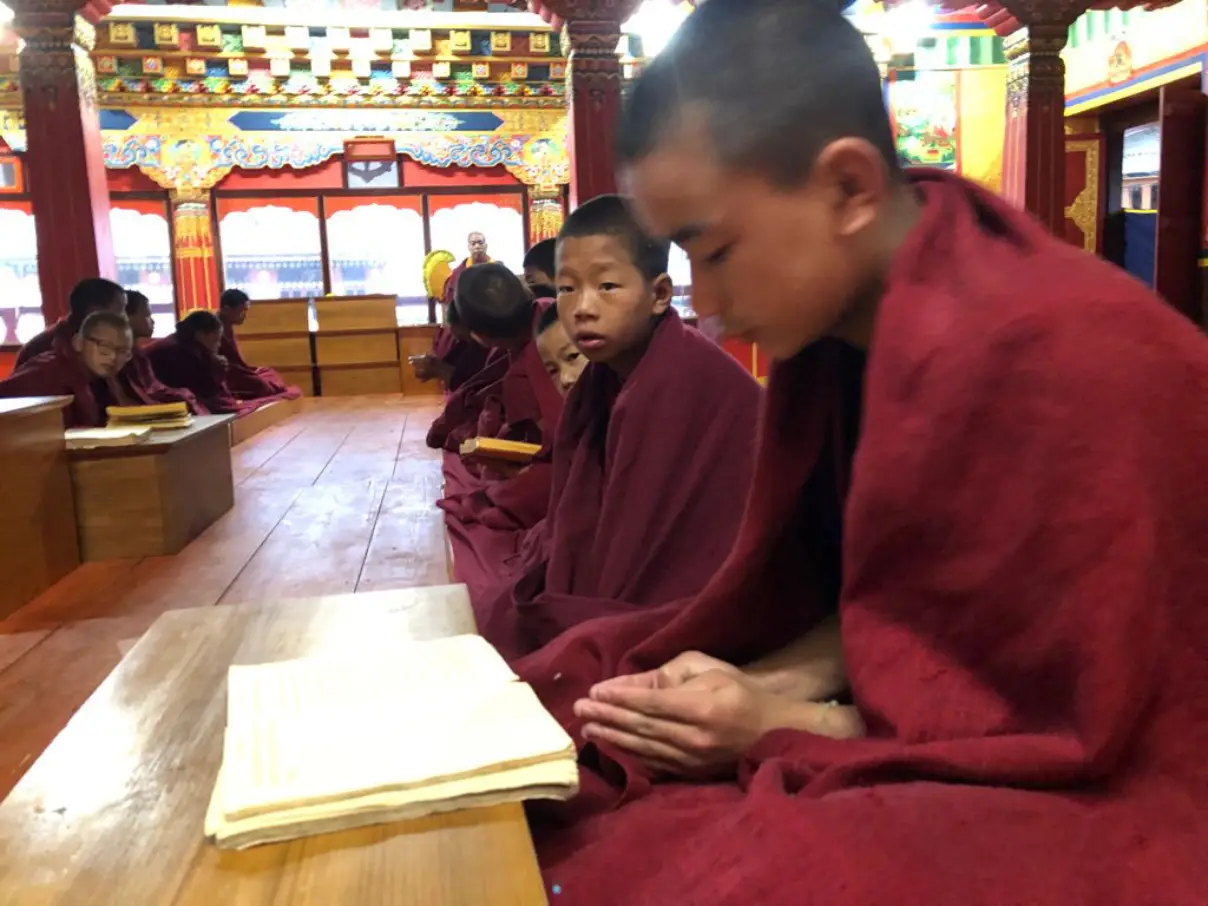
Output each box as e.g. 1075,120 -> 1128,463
883,0 -> 1180,36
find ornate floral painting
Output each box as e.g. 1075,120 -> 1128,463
888,70 -> 958,170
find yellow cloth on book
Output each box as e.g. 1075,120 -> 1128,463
459,437 -> 543,464
107,402 -> 192,431
205,634 -> 578,850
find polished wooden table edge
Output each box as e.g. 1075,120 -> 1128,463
0,396 -> 72,418
68,414 -> 237,459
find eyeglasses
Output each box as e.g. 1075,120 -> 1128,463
85,336 -> 133,357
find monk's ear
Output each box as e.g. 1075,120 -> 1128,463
72,334 -> 85,355
649,273 -> 674,316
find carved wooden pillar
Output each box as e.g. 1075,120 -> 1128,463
1001,24 -> 1069,235
528,185 -> 566,245
170,190 -> 221,313
564,16 -> 625,206
12,1 -> 116,324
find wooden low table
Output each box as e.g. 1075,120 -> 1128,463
0,397 -> 79,618
69,414 -> 236,561
0,585 -> 549,905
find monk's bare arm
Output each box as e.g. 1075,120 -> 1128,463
742,614 -> 847,702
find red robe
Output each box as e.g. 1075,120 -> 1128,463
433,258 -> 491,391
218,328 -> 302,401
15,318 -> 74,368
475,309 -> 763,661
145,334 -> 257,416
512,171 -> 1208,905
121,346 -> 209,415
0,347 -> 107,428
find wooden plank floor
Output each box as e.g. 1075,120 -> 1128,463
0,395 -> 446,800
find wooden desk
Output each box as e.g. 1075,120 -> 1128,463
69,414 -> 237,561
0,586 -> 548,906
0,397 -> 79,618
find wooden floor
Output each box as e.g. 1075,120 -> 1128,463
0,395 -> 447,801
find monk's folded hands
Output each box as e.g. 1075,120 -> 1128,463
574,668 -> 863,780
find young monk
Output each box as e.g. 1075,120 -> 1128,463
146,310 -> 252,415
534,299 -> 587,394
0,311 -> 133,427
474,195 -> 762,661
217,289 -> 302,402
16,278 -> 125,367
427,265 -> 563,454
438,282 -> 583,535
119,290 -> 208,414
413,231 -> 494,390
522,239 -> 556,290
511,2 -> 1208,903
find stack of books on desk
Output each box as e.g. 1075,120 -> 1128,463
204,634 -> 579,850
64,427 -> 152,450
459,437 -> 543,465
107,402 -> 192,431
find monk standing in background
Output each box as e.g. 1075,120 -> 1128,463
475,195 -> 762,661
0,311 -> 133,427
412,231 -> 494,390
510,2 -> 1208,903
119,290 -> 208,414
15,278 -> 126,367
217,289 -> 302,402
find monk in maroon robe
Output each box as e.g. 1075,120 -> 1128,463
438,292 -> 587,533
0,311 -> 134,428
120,290 -> 208,415
473,196 -> 762,661
15,277 -> 125,368
412,230 -> 494,391
506,5 -> 1208,903
217,289 -> 302,401
146,310 -> 257,416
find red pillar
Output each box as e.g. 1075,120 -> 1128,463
1001,24 -> 1069,235
171,192 -> 222,313
565,17 -> 625,207
13,2 -> 116,325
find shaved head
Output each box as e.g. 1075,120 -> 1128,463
617,0 -> 897,185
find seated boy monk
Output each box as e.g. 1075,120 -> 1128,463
16,278 -> 126,367
146,310 -> 256,415
474,195 -> 762,661
413,233 -> 495,391
0,311 -> 133,427
427,267 -> 563,456
119,290 -> 209,414
510,2 -> 1208,903
438,292 -> 587,532
522,238 -> 556,290
217,289 -> 302,402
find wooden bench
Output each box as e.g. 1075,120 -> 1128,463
69,414 -> 236,561
398,323 -> 444,396
0,397 -> 79,619
228,396 -> 304,447
236,297 -> 315,396
315,295 -> 402,396
0,587 -> 549,905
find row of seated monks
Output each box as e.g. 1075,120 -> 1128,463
0,281 -> 300,426
428,0 -> 1208,901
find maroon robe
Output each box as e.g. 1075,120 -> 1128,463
433,258 -> 492,391
510,172 -> 1208,905
218,328 -> 302,401
145,334 -> 257,416
0,347 -> 107,428
120,346 -> 209,415
15,318 -> 74,368
475,308 -> 763,660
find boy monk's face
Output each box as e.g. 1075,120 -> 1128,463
622,116 -> 891,360
555,234 -> 672,372
524,266 -> 555,289
536,318 -> 587,395
75,323 -> 133,378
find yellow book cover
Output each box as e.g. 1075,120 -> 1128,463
459,438 -> 542,464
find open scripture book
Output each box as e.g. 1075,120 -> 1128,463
204,634 -> 579,850
107,402 -> 192,430
64,427 -> 152,449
